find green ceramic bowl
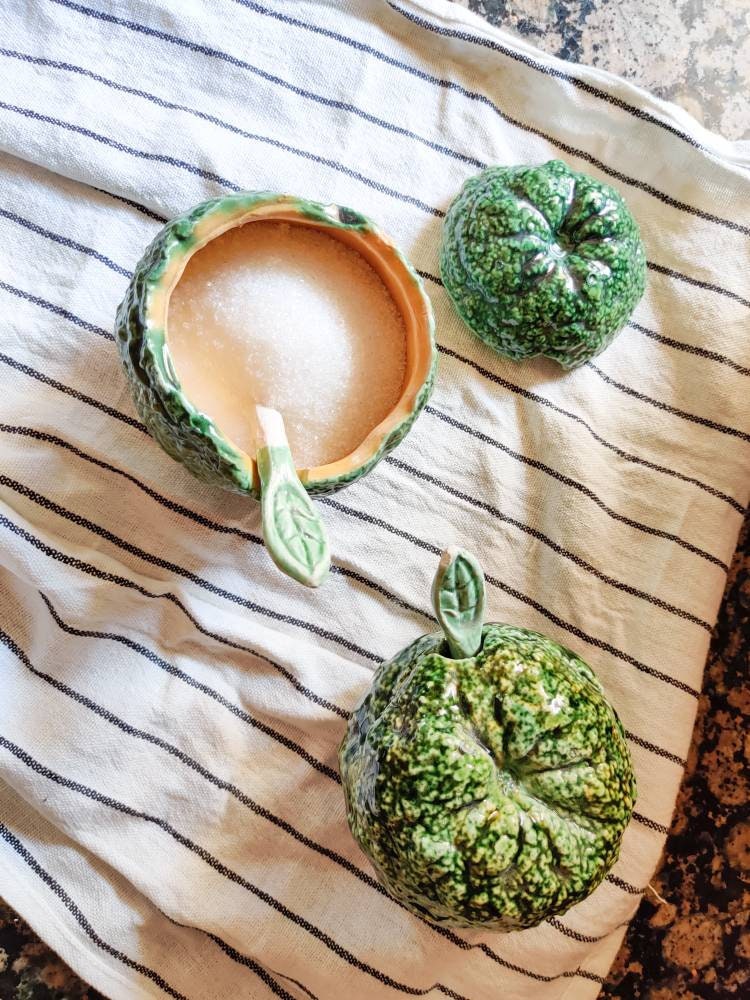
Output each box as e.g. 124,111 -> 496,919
116,192 -> 437,499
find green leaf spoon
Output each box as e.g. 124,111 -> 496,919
255,406 -> 330,588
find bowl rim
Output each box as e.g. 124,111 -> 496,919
141,192 -> 436,492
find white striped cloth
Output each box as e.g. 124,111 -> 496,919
0,1 -> 748,997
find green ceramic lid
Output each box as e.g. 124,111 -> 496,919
440,160 -> 646,368
340,548 -> 636,930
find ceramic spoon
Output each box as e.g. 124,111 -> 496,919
254,405 -> 330,588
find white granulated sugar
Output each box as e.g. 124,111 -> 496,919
167,221 -> 407,468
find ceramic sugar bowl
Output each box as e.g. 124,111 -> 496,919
116,192 -> 437,586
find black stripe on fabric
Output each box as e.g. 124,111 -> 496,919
0,817 -> 300,1000
606,874 -> 643,895
0,824 -> 189,1000
632,812 -> 670,836
2,39 -> 482,172
322,496 -> 701,699
386,2 -> 709,155
629,322 -> 750,378
94,185 -> 167,222
0,514 -> 659,915
0,350 -> 146,431
0,208 -> 132,277
333,564 -> 432,623
0,472 -> 381,663
424,406 -> 728,571
0,512 -> 342,776
587,363 -> 750,443
547,916 -> 633,944
4,38 -> 745,309
197,917 -> 319,1000
4,612 -> 599,984
0,55 -> 439,220
623,731 -> 686,768
161,911 -> 319,1000
437,345 -> 745,514
386,455 -> 714,633
0,100 -> 241,191
546,918 -> 608,945
0,423 -> 431,629
0,737 -> 473,1000
232,0 -> 750,238
0,280 -> 113,340
647,260 -> 750,311
0,424 -> 352,719
189,927 -> 308,1000
0,429 -> 686,772
32,601 -> 340,784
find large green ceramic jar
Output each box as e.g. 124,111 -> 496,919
440,160 -> 646,368
340,549 -> 636,930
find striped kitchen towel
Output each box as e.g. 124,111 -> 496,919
1,1 -> 749,997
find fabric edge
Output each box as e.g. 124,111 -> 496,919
400,0 -> 750,171
0,846 -> 154,1000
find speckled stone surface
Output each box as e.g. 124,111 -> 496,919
455,0 -> 750,140
1,2 -> 747,996
0,901 -> 105,1000
604,511 -> 750,998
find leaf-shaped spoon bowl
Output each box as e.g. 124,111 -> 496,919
256,406 -> 330,588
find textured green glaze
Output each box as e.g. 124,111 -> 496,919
440,160 -> 646,368
340,554 -> 636,930
258,443 -> 330,588
115,192 -> 436,497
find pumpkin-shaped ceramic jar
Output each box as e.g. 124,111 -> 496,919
115,193 -> 436,587
340,548 -> 636,930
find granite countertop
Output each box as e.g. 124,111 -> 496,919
456,0 -> 750,140
1,2 -> 748,998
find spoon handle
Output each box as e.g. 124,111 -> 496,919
255,406 -> 330,588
